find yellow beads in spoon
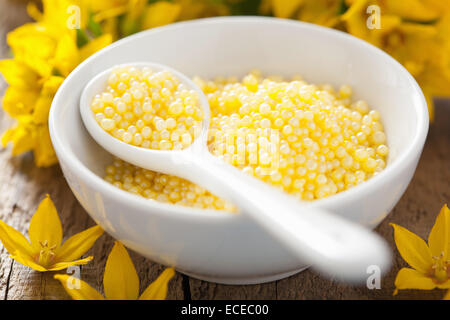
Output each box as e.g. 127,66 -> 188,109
91,66 -> 203,151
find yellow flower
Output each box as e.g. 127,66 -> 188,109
27,0 -> 80,39
176,0 -> 229,21
89,0 -> 129,18
414,14 -> 450,100
55,241 -> 175,300
0,59 -> 41,117
6,23 -> 57,78
267,0 -> 342,26
270,0 -> 303,19
0,0 -> 112,166
0,195 -> 104,271
382,0 -> 442,22
341,0 -> 450,121
445,290 -> 450,300
0,56 -> 66,120
391,204 -> 450,295
297,0 -> 343,27
141,1 -> 182,30
26,1 -> 113,73
423,0 -> 450,13
87,0 -> 182,37
1,115 -> 58,167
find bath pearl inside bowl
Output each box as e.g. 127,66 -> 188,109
49,17 -> 428,284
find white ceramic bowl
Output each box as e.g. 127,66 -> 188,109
49,17 -> 428,284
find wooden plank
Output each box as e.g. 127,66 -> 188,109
189,279 -> 277,300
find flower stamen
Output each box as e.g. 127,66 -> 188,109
431,253 -> 449,284
37,239 -> 57,267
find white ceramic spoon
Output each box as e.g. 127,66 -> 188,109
80,62 -> 391,282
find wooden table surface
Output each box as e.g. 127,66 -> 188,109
0,0 -> 448,300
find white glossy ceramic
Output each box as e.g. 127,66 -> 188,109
80,62 -> 391,282
49,17 -> 428,285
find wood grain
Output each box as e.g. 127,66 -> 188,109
0,0 -> 449,300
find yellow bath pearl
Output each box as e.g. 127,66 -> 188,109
363,158 -> 377,172
354,100 -> 369,114
377,144 -> 389,157
372,131 -> 387,145
354,149 -> 368,162
100,118 -> 115,131
339,84 -> 352,98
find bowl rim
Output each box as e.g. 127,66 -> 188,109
49,16 -> 429,220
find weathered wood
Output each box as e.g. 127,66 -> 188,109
0,0 -> 449,300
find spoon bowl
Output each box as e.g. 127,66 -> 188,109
80,62 -> 211,175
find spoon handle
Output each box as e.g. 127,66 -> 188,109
180,151 -> 391,282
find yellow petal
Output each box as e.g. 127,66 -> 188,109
424,93 -> 435,123
141,2 -> 181,30
271,0 -> 303,18
0,59 -> 39,89
385,0 -> 440,22
177,0 -> 229,20
423,0 -> 450,13
436,281 -> 450,289
89,0 -> 128,13
48,256 -> 94,271
29,195 -> 63,251
398,23 -> 437,37
33,96 -> 53,125
341,0 -> 371,40
101,18 -> 119,41
41,75 -> 65,96
394,267 -> 436,294
55,225 -> 104,262
103,241 -> 140,300
39,0 -> 78,39
428,204 -> 450,260
1,116 -> 36,156
32,76 -> 64,124
54,275 -> 105,300
1,86 -> 39,117
342,0 -> 368,21
444,290 -> 450,300
7,24 -> 56,77
128,0 -> 147,20
79,34 -> 113,61
33,126 -> 58,167
92,5 -> 128,23
27,2 -> 43,22
53,33 -> 80,77
11,130 -> 35,156
390,223 -> 433,274
10,252 -> 47,272
298,0 -> 342,27
0,220 -> 35,258
139,268 -> 175,300
418,64 -> 450,100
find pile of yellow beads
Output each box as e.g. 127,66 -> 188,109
91,66 -> 203,150
105,158 -> 236,211
102,69 -> 389,209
